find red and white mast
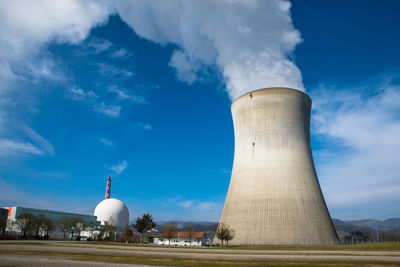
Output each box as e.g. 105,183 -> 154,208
105,176 -> 112,199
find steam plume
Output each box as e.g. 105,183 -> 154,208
116,0 -> 304,99
0,0 -> 303,100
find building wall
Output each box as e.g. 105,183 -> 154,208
5,206 -> 100,238
218,88 -> 338,245
6,207 -> 99,227
154,237 -> 204,246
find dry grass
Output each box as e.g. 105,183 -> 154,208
82,241 -> 400,251
0,250 -> 398,267
2,241 -> 400,251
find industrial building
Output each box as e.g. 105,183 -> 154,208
94,198 -> 129,228
217,87 -> 338,245
4,206 -> 100,238
2,176 -> 130,238
154,232 -> 207,246
94,176 -> 130,228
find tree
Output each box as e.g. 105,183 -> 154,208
123,226 -> 133,243
132,213 -> 156,243
162,221 -> 178,245
33,214 -> 47,238
100,223 -> 116,241
184,222 -> 195,246
59,216 -> 70,239
40,217 -> 54,238
215,223 -> 235,246
68,216 -> 84,240
0,214 -> 7,235
14,212 -> 36,238
88,221 -> 96,240
225,227 -> 235,246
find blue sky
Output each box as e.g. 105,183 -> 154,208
1,0 -> 399,222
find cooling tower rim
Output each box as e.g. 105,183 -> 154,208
232,87 -> 310,106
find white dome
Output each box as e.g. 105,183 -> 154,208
94,198 -> 129,228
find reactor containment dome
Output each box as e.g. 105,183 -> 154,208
94,198 -> 129,228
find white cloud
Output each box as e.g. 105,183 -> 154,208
311,75 -> 400,219
108,87 -> 147,103
97,63 -> 134,79
134,121 -> 153,130
108,160 -> 127,175
67,85 -> 98,101
85,37 -> 112,53
21,125 -> 54,155
115,0 -> 303,100
175,198 -> 222,211
93,102 -> 121,118
177,200 -> 194,209
1,1 -> 303,101
0,139 -> 43,156
111,48 -> 133,59
0,124 -> 53,158
0,0 -> 115,91
99,138 -> 113,147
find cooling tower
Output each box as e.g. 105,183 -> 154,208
218,87 -> 337,245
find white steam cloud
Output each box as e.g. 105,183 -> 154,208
115,0 -> 304,99
0,0 -> 302,100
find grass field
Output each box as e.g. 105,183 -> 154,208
3,241 -> 400,251
1,241 -> 399,266
76,241 -> 400,251
0,250 -> 399,267
212,242 -> 400,251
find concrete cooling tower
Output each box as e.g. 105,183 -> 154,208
218,87 -> 337,245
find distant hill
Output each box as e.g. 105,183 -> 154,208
332,218 -> 400,237
154,221 -> 217,232
346,218 -> 400,232
332,219 -> 376,235
149,218 -> 400,236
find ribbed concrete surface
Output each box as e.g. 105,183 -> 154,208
218,88 -> 337,245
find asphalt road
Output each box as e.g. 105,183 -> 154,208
0,254 -> 154,267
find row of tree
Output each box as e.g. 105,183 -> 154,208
130,214 -> 235,246
4,212 -> 55,239
2,211 -> 236,245
1,212 -> 88,240
341,230 -> 400,243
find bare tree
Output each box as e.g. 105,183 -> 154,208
68,216 -> 84,240
162,221 -> 178,245
33,214 -> 47,238
100,223 -> 116,241
215,223 -> 235,246
225,227 -> 235,246
0,214 -> 7,235
59,216 -> 70,239
184,222 -> 195,246
40,217 -> 54,238
88,221 -> 96,240
14,212 -> 36,238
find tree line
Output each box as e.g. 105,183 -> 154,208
130,214 -> 235,246
1,212 -> 88,240
1,211 -> 236,245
